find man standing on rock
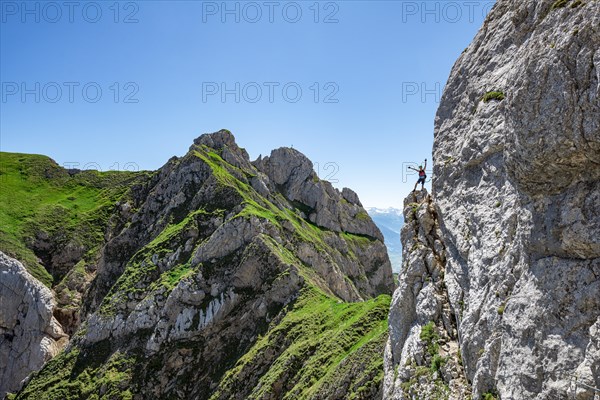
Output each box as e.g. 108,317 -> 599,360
408,159 -> 427,192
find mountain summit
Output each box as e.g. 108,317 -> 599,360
1,130 -> 394,399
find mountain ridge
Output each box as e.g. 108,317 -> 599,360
1,130 -> 394,399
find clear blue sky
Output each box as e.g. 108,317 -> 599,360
1,0 -> 494,208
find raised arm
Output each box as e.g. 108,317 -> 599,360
408,166 -> 418,172
424,159 -> 427,170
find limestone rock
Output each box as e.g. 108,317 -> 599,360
386,1 -> 600,398
254,148 -> 384,241
0,251 -> 68,398
383,191 -> 469,400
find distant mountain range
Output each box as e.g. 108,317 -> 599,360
366,207 -> 403,273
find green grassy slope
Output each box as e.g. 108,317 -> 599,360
212,287 -> 390,400
9,342 -> 136,400
12,287 -> 390,400
0,152 -> 146,287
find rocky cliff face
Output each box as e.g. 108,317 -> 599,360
385,0 -> 600,399
0,252 -> 68,396
383,191 -> 469,400
4,130 -> 394,399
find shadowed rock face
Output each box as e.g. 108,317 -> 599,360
10,130 -> 393,399
0,252 -> 68,397
385,1 -> 600,399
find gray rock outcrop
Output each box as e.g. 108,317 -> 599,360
383,191 -> 469,399
385,0 -> 600,399
254,148 -> 383,241
0,252 -> 68,398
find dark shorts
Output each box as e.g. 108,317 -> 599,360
417,176 -> 426,184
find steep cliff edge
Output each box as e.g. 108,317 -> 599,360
3,130 -> 394,399
385,0 -> 600,399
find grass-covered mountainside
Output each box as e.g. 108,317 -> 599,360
14,288 -> 390,400
211,288 -> 390,400
2,130 -> 394,399
0,152 -> 147,287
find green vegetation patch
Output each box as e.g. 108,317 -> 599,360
497,302 -> 506,315
444,156 -> 456,166
260,234 -> 301,267
0,152 -> 146,287
158,262 -> 195,290
211,287 -> 391,400
420,321 -> 447,373
14,344 -> 135,400
482,91 -> 505,103
482,391 -> 499,400
544,0 -> 582,19
311,332 -> 388,400
356,211 -> 370,221
420,322 -> 440,356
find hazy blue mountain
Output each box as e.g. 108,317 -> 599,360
367,207 -> 403,273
